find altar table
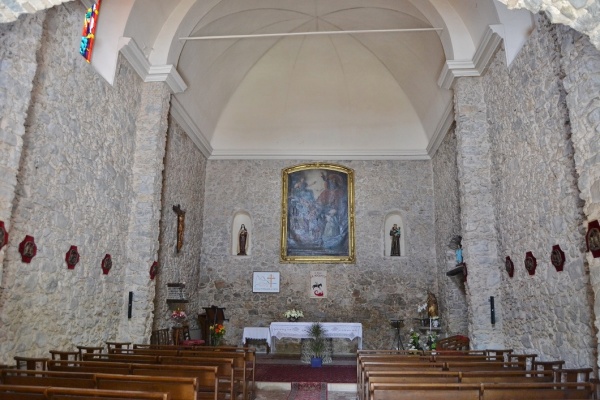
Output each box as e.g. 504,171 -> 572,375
269,322 -> 363,353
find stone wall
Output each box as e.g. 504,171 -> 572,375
432,127 -> 468,336
558,25 -> 600,366
195,160 -> 437,351
481,15 -> 595,367
154,116 -> 207,333
0,3 -> 148,364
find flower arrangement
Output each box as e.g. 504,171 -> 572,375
408,329 -> 421,351
170,308 -> 187,326
427,332 -> 438,351
283,308 -> 304,321
209,323 -> 226,346
417,303 -> 427,317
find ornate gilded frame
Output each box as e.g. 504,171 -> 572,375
280,163 -> 355,263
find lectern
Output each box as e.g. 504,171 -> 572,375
198,306 -> 228,344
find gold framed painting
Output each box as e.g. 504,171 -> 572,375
280,163 -> 355,263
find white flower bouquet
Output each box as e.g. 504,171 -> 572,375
283,308 -> 304,321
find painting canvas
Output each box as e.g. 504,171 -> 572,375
281,163 -> 355,263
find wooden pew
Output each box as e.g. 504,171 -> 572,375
362,371 -> 460,400
130,364 -> 221,400
369,382 -> 481,400
1,370 -> 96,388
159,357 -> 236,400
460,369 -> 555,383
93,374 -> 197,400
445,361 -> 526,371
48,361 -> 131,374
82,354 -> 159,364
480,382 -> 594,400
0,385 -> 170,400
46,387 -> 171,400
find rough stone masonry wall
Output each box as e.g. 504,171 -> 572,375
482,16 -> 595,367
0,11 -> 44,274
154,116 -> 207,333
197,160 -> 437,351
431,127 -> 469,336
558,25 -> 600,366
0,3 -> 146,364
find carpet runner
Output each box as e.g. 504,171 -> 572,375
287,382 -> 327,400
255,364 -> 356,383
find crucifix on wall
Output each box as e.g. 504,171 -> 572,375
172,204 -> 185,253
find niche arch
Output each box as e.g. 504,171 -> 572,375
384,212 -> 406,257
231,211 -> 252,256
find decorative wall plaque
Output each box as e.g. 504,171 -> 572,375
166,282 -> 188,303
18,235 -> 37,263
0,221 -> 8,251
101,254 -> 112,275
524,251 -> 537,276
505,256 -> 514,278
586,220 -> 600,258
550,244 -> 566,272
149,261 -> 158,280
65,245 -> 80,269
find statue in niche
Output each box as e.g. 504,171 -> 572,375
173,205 -> 185,253
389,224 -> 401,256
237,224 -> 248,256
427,291 -> 439,318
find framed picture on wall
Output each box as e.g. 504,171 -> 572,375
252,272 -> 280,293
280,163 -> 355,263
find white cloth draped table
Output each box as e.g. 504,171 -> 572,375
242,327 -> 272,349
269,322 -> 363,352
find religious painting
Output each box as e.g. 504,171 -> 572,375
280,163 -> 355,263
253,272 -> 280,293
310,271 -> 327,298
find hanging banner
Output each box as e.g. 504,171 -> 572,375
80,0 -> 102,63
310,271 -> 327,298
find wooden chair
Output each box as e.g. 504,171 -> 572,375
77,345 -> 104,360
106,342 -> 132,353
14,356 -> 49,371
49,350 -> 80,362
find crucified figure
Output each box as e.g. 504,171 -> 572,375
173,204 -> 185,253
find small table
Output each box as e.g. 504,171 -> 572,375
242,327 -> 271,353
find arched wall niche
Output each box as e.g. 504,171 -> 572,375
231,211 -> 252,256
384,212 -> 406,257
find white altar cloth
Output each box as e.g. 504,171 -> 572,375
269,322 -> 363,351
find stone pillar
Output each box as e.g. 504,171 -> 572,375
560,30 -> 600,365
454,77 -> 505,349
0,12 -> 45,275
119,82 -> 171,343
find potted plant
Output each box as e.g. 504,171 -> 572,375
307,322 -> 326,367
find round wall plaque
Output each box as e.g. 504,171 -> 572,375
18,235 -> 37,263
550,244 -> 565,272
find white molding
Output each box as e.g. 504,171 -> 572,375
119,37 -> 187,93
437,26 -> 503,89
208,149 -> 431,161
169,97 -> 213,158
427,102 -> 455,157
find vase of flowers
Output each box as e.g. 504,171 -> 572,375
209,323 -> 226,346
408,328 -> 422,351
283,308 -> 304,322
170,308 -> 187,327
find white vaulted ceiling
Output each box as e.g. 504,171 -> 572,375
101,0 -> 535,159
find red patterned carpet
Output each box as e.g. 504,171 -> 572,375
255,364 -> 356,383
287,382 -> 327,400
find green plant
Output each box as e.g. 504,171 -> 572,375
307,322 -> 326,358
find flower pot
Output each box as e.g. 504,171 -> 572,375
310,357 -> 323,368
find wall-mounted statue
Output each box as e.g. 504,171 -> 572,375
427,291 -> 439,318
390,223 -> 401,256
237,224 -> 248,256
173,204 -> 185,253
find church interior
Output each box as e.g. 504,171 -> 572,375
1,0 -> 600,398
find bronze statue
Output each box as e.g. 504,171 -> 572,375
427,291 -> 439,318
173,205 -> 185,253
237,224 -> 248,255
390,224 -> 401,256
